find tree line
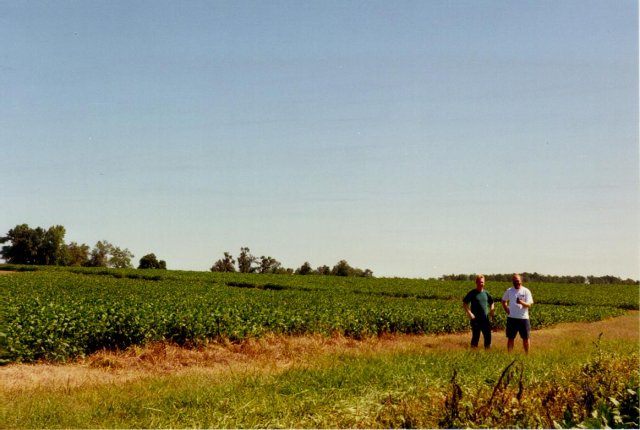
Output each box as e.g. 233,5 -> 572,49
209,246 -> 373,277
3,224 -> 637,283
440,272 -> 639,285
0,224 -> 372,277
0,224 -> 165,270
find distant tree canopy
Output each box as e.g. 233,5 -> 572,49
65,242 -> 91,267
210,248 -> 373,277
586,275 -> 639,285
1,224 -> 135,269
0,224 -> 67,265
6,224 -> 635,284
237,247 -> 257,273
440,272 -> 639,285
210,252 -> 236,272
86,240 -> 134,269
258,255 -> 281,274
138,253 -> 167,270
330,259 -> 373,277
295,261 -> 313,275
211,248 -> 286,274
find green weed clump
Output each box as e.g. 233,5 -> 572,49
439,351 -> 639,429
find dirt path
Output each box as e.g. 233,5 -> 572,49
1,312 -> 637,391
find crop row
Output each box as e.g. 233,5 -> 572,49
0,268 -> 634,363
16,266 -> 639,310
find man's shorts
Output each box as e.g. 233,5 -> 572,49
506,317 -> 531,339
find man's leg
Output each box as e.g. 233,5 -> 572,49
521,320 -> 531,353
470,319 -> 481,348
506,318 -> 516,352
481,319 -> 492,349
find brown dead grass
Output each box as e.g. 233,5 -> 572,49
0,270 -> 17,275
1,312 -> 637,392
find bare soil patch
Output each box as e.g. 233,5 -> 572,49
0,270 -> 17,275
1,312 -> 637,392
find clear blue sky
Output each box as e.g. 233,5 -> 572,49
1,0 -> 638,279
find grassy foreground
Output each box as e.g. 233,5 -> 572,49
1,313 -> 638,429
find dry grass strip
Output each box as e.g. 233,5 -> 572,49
1,312 -> 637,392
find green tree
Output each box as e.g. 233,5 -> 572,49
87,241 -> 133,268
331,260 -> 353,277
361,268 -> 374,278
210,252 -> 236,272
0,224 -> 39,264
0,224 -> 66,265
328,260 -> 373,277
88,241 -> 111,267
63,242 -> 91,266
108,245 -> 134,269
258,255 -> 281,274
296,261 -> 313,275
138,253 -> 166,269
38,225 -> 67,265
237,247 -> 257,273
316,265 -> 331,275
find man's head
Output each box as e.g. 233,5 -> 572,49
475,274 -> 485,290
512,274 -> 523,288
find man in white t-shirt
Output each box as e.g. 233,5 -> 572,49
501,274 -> 534,353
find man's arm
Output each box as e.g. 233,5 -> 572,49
501,300 -> 510,315
462,302 -> 475,320
516,297 -> 532,309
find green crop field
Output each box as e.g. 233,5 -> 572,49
1,266 -> 639,428
1,266 -> 636,364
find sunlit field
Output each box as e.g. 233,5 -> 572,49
1,266 -> 635,364
0,267 -> 638,428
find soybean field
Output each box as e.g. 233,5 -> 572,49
1,266 -> 637,364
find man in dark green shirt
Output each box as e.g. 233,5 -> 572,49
463,274 -> 495,349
